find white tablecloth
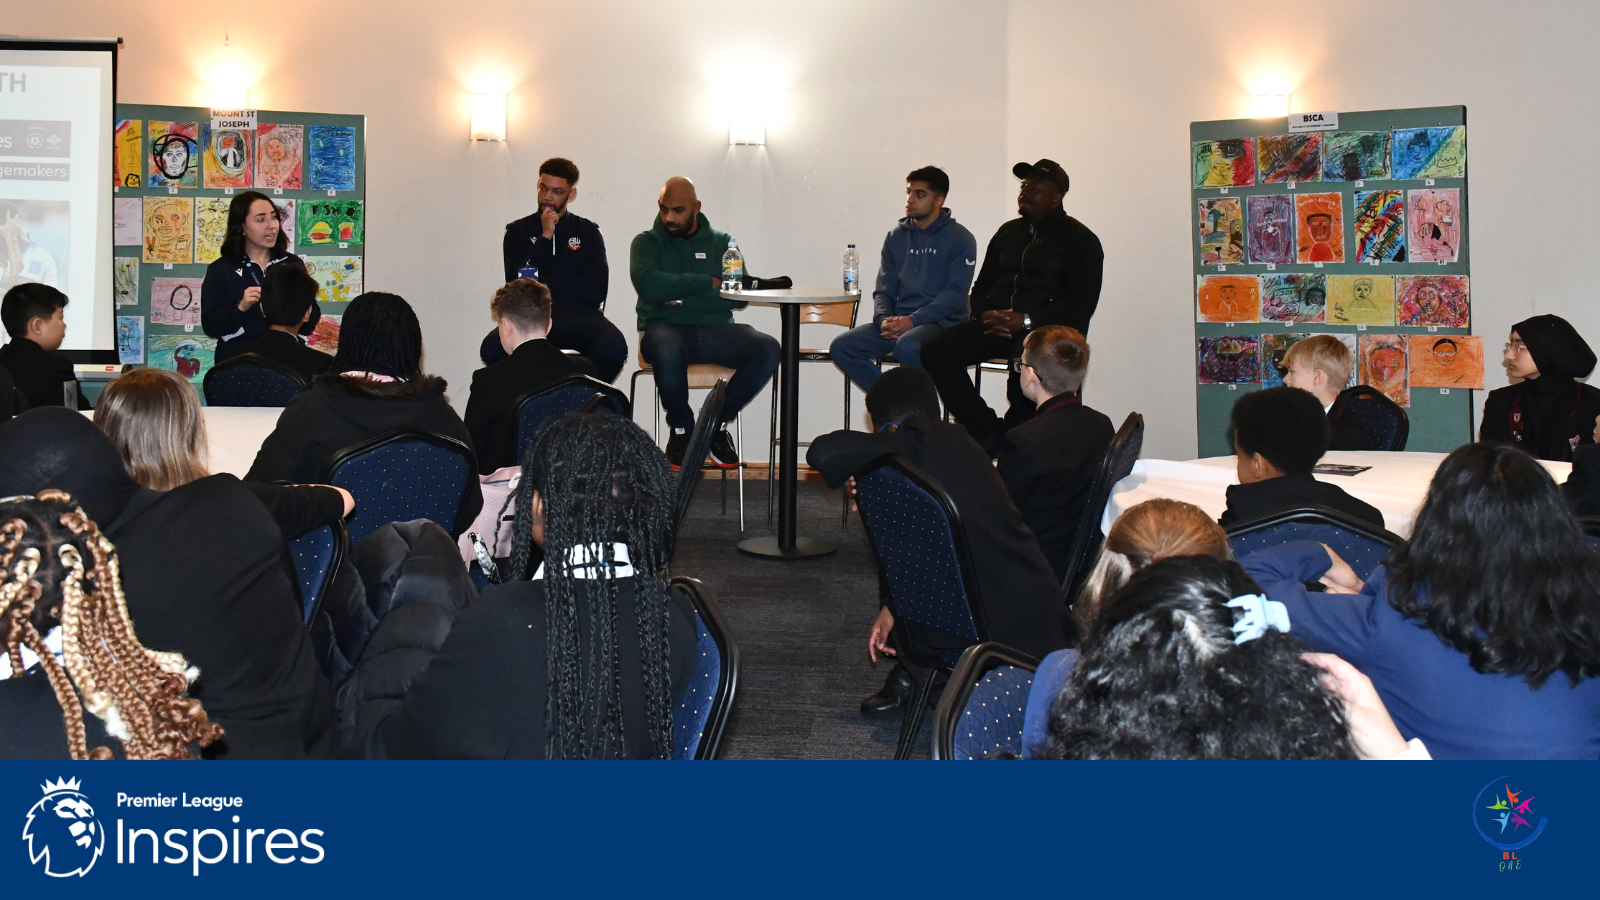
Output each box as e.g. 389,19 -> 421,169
83,406 -> 284,478
1103,450 -> 1573,539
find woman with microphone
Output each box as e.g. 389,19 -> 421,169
201,191 -> 318,362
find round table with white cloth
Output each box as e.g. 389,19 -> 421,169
83,406 -> 284,479
1102,450 -> 1573,540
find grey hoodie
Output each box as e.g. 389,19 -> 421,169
872,208 -> 978,327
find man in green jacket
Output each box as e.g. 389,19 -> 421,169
632,176 -> 780,468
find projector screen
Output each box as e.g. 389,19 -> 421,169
0,39 -> 116,352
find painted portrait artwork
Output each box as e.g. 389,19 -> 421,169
1246,193 -> 1293,265
1322,131 -> 1391,181
1409,334 -> 1484,389
1396,275 -> 1470,328
1195,274 -> 1260,323
256,123 -> 305,190
146,121 -> 199,189
141,196 -> 193,264
1257,133 -> 1323,184
1407,189 -> 1461,263
1326,274 -> 1396,326
1294,192 -> 1344,264
201,123 -> 253,190
1198,335 -> 1261,384
1360,333 -> 1410,407
194,197 -> 231,265
1192,138 -> 1256,188
1353,190 -> 1406,262
1197,197 -> 1244,265
1260,273 -> 1327,324
1392,126 -> 1466,180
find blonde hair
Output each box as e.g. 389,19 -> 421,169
1075,499 -> 1230,624
1281,334 -> 1353,389
93,369 -> 209,491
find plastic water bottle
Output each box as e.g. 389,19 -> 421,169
722,237 -> 744,293
843,244 -> 859,293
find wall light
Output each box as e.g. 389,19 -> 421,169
729,114 -> 765,146
208,88 -> 249,110
1249,94 -> 1289,118
471,92 -> 507,141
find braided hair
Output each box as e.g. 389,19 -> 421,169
331,292 -> 424,380
0,491 -> 221,759
508,412 -> 676,759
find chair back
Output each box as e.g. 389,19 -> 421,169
1226,505 -> 1404,581
673,379 -> 728,531
1057,412 -> 1144,598
287,521 -> 350,623
854,455 -> 985,654
931,642 -> 1039,760
1337,386 -> 1409,451
514,374 -> 631,461
324,429 -> 478,546
202,352 -> 307,407
669,576 -> 740,760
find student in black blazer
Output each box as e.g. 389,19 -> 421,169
1563,417 -> 1600,517
228,261 -> 335,383
807,367 -> 1070,716
464,278 -> 596,474
1280,334 -> 1370,450
997,326 -> 1113,583
0,282 -> 87,409
1218,386 -> 1384,529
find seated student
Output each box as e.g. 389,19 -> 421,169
352,412 -> 698,759
1240,442 -> 1600,759
997,325 -> 1113,583
245,291 -> 484,529
1280,334 -> 1367,451
0,492 -> 224,760
0,409 -> 338,758
806,366 -> 1069,716
95,368 -> 351,539
1219,386 -> 1383,529
1073,498 -> 1229,622
0,282 -> 87,410
1481,315 -> 1600,462
1563,416 -> 1600,517
464,278 -> 597,474
228,262 -> 336,383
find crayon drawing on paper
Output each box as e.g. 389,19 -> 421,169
1260,273 -> 1327,323
149,276 -> 204,326
308,126 -> 356,191
297,200 -> 364,245
1353,190 -> 1406,262
1409,335 -> 1484,389
1392,126 -> 1466,180
306,314 -> 342,355
1257,133 -> 1323,184
1326,274 -> 1395,326
1195,275 -> 1260,323
1360,333 -> 1410,407
1295,193 -> 1344,264
142,196 -> 193,264
1246,194 -> 1293,265
256,123 -> 304,190
304,255 -> 364,304
114,119 -> 142,187
194,197 -> 231,264
147,121 -> 199,189
116,316 -> 144,365
1197,197 -> 1244,265
1192,139 -> 1256,188
201,123 -> 253,189
148,335 -> 216,385
1198,335 -> 1261,385
1397,275 -> 1469,328
113,257 -> 139,308
1407,189 -> 1461,263
1260,333 -> 1308,388
1323,131 -> 1391,181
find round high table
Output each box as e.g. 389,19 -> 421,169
725,287 -> 860,558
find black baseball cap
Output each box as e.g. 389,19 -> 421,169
1012,159 -> 1069,193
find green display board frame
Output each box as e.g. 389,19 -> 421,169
1190,105 -> 1470,457
111,104 -> 365,394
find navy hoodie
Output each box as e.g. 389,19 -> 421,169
872,208 -> 977,327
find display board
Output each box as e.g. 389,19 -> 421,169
1190,106 -> 1470,456
111,104 -> 364,389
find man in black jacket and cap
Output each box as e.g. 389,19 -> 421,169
922,159 -> 1103,455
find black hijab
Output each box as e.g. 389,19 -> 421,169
1517,315 -> 1596,382
1508,315 -> 1599,460
0,408 -> 140,525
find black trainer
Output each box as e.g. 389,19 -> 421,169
666,430 -> 689,470
708,428 -> 739,469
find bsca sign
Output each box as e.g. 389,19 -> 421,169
1287,111 -> 1338,133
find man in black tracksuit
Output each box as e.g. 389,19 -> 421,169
922,159 -> 1103,455
481,157 -> 629,382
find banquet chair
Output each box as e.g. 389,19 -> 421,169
631,337 -> 748,529
1336,386 -> 1410,451
1225,505 -> 1404,581
931,642 -> 1039,761
674,380 -> 729,534
515,374 -> 630,459
1055,412 -> 1145,600
854,454 -> 989,759
202,352 -> 308,407
323,429 -> 478,546
288,520 -> 350,624
765,297 -> 861,528
669,576 -> 741,760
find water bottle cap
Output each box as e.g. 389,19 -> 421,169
848,244 -> 855,248
729,237 -> 737,245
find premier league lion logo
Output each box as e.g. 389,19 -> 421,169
23,778 -> 103,877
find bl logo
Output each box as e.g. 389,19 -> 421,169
23,777 -> 103,877
1472,776 -> 1545,869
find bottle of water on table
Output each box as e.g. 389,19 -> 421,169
722,237 -> 744,293
843,244 -> 859,293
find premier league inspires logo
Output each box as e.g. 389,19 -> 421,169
23,777 -> 103,877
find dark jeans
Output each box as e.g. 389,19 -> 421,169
478,304 -> 629,383
921,320 -> 1036,453
641,323 -> 780,430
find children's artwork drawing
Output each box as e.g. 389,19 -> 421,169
1334,334 -> 1359,388
194,197 -> 231,264
1322,131 -> 1391,181
1245,194 -> 1293,265
113,198 -> 142,246
1260,333 -> 1309,388
1195,274 -> 1260,323
1192,138 -> 1256,188
1392,126 -> 1466,180
1360,334 -> 1410,407
148,334 -> 216,385
308,126 -> 356,191
142,196 -> 193,264
276,199 -> 297,251
304,255 -> 364,304
1326,274 -> 1395,326
1407,189 -> 1461,263
1295,192 -> 1344,264
297,199 -> 364,245
1409,335 -> 1484,389
1260,273 -> 1327,323
1257,133 -> 1323,184
114,119 -> 142,187
116,316 -> 144,365
113,257 -> 139,308
201,123 -> 253,189
1353,190 -> 1406,263
256,123 -> 304,190
146,121 -> 199,189
149,276 -> 204,326
306,314 -> 342,355
1396,275 -> 1470,328
1197,197 -> 1244,265
1198,336 -> 1261,385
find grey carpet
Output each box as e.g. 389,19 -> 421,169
670,471 -> 933,759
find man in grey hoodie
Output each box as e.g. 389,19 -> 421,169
829,166 -> 977,392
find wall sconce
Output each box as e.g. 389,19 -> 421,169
208,88 -> 249,110
729,114 -> 765,146
472,92 -> 507,141
1249,94 -> 1289,118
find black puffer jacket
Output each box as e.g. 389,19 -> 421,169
969,208 -> 1104,333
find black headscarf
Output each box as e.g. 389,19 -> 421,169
0,408 -> 140,526
1516,315 -> 1596,382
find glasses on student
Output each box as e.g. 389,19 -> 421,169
1013,357 -> 1032,371
1505,340 -> 1527,354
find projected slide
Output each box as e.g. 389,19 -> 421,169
0,41 -> 116,351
